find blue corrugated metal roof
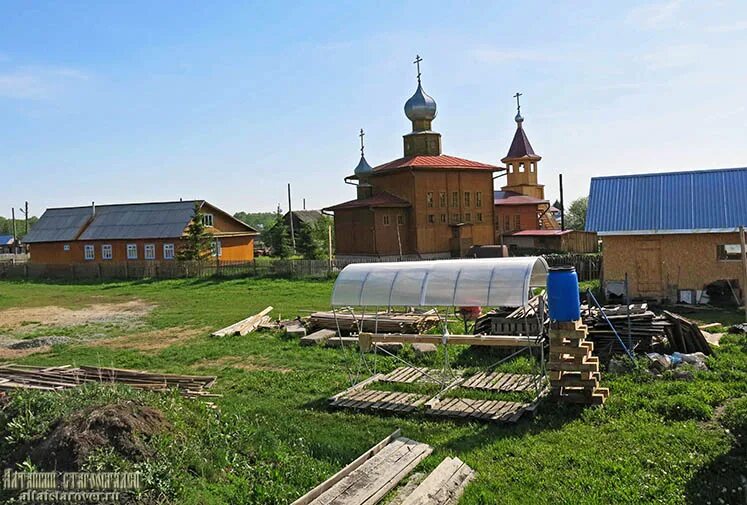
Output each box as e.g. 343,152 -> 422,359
586,167 -> 747,234
0,235 -> 14,245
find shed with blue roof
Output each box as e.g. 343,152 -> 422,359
586,167 -> 747,300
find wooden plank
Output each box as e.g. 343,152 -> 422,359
359,333 -> 543,349
329,374 -> 384,403
301,329 -> 337,346
399,457 -> 475,505
291,430 -> 402,505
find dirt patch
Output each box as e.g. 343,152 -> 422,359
193,356 -> 292,374
25,402 -> 169,471
0,300 -> 155,332
98,327 -> 207,352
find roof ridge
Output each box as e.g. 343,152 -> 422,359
44,199 -> 202,211
590,166 -> 747,181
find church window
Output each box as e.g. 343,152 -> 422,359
514,215 -> 521,229
426,192 -> 434,208
452,192 -> 459,207
464,192 -> 471,207
508,165 -> 514,174
476,192 -> 482,207
530,162 -> 536,173
477,213 -> 483,222
383,215 -> 390,226
439,192 -> 447,207
465,213 -> 471,222
504,216 -> 510,231
440,214 -> 446,223
452,213 -> 460,223
397,215 -> 404,225
428,214 -> 435,224
519,163 -> 525,173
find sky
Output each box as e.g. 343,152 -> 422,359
2,0 -> 747,217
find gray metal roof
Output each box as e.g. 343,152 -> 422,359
23,207 -> 94,243
586,167 -> 747,235
79,201 -> 200,240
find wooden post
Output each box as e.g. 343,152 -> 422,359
559,173 -> 565,231
740,226 -> 747,322
287,183 -> 296,252
327,224 -> 333,272
11,208 -> 17,254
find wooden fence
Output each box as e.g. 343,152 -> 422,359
0,254 -> 602,282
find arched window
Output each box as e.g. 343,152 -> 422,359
519,163 -> 525,173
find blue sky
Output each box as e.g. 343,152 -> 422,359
2,1 -> 747,216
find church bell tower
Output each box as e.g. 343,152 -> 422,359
403,55 -> 442,157
500,93 -> 544,200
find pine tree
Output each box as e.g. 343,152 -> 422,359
267,216 -> 292,258
296,222 -> 322,259
177,203 -> 214,261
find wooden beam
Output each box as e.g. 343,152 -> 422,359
358,332 -> 543,351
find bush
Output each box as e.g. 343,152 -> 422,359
722,396 -> 747,442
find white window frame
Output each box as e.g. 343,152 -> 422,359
163,243 -> 175,260
202,213 -> 214,227
63,244 -> 70,252
102,244 -> 113,260
126,243 -> 138,260
210,239 -> 222,257
144,243 -> 156,260
84,244 -> 95,261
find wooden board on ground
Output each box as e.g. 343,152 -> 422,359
381,367 -> 453,385
301,329 -> 337,346
399,457 -> 475,505
212,306 -> 273,337
461,371 -> 539,392
291,430 -> 432,505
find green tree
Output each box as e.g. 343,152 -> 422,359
177,203 -> 214,261
565,196 -> 588,231
233,211 -> 278,231
266,216 -> 292,258
296,222 -> 322,259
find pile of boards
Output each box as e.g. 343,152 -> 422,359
307,310 -> 440,335
212,306 -> 273,337
0,364 -> 217,398
473,293 -> 547,336
662,310 -> 713,355
292,429 -> 474,505
581,303 -> 668,357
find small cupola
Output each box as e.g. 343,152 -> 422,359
402,55 -> 442,157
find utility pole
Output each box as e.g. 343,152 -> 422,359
18,201 -> 29,235
11,208 -> 17,253
559,173 -> 565,231
287,183 -> 296,251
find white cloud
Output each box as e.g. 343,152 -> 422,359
0,65 -> 89,100
628,0 -> 683,29
472,48 -> 560,63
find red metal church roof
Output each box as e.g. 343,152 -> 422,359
323,192 -> 411,211
373,155 -> 499,175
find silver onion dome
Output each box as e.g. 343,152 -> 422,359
354,154 -> 373,176
404,83 -> 437,122
515,112 -> 524,124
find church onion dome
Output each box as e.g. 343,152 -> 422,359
404,83 -> 437,122
353,154 -> 373,176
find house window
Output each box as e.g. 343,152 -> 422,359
426,192 -> 434,208
383,215 -> 390,226
477,212 -> 483,222
452,213 -> 460,223
397,215 -> 404,225
163,243 -> 175,260
84,245 -> 95,260
63,244 -> 70,252
452,192 -> 459,207
439,192 -> 447,207
504,216 -> 510,231
428,214 -> 435,224
465,213 -> 471,222
476,192 -> 482,207
127,244 -> 138,260
717,244 -> 742,261
144,244 -> 156,260
514,215 -> 521,230
211,239 -> 222,257
202,214 -> 214,227
102,244 -> 113,260
440,214 -> 446,223
464,192 -> 471,207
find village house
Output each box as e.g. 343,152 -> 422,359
586,167 -> 747,301
324,58 -> 499,258
0,235 -> 15,254
23,200 -> 258,264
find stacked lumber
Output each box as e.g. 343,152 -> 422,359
291,429 -> 432,505
581,303 -> 668,357
211,306 -> 273,337
662,311 -> 712,355
308,310 -> 439,335
473,293 -> 547,335
0,364 -> 217,398
398,457 -> 475,505
548,320 -> 608,405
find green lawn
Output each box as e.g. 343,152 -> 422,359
0,278 -> 745,505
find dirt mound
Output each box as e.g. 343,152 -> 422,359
29,402 -> 169,471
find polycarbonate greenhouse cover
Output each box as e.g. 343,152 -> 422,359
331,257 -> 548,308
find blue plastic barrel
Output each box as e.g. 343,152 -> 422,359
547,266 -> 581,322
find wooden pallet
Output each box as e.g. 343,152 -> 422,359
381,367 -> 451,384
461,371 -> 540,392
292,429 -> 432,505
426,397 -> 530,423
330,389 -> 431,413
